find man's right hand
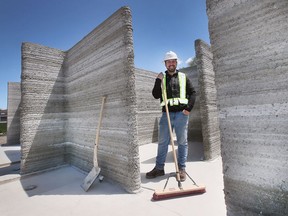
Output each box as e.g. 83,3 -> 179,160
157,72 -> 164,80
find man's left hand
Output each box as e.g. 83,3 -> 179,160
183,110 -> 190,115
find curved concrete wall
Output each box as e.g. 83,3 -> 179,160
207,0 -> 288,215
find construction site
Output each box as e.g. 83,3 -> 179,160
1,1 -> 288,215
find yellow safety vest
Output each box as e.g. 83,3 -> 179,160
161,72 -> 188,106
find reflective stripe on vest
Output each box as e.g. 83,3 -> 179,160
160,72 -> 188,106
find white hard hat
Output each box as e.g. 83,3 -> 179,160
164,51 -> 178,61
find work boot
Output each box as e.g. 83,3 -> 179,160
146,167 -> 165,179
179,169 -> 186,182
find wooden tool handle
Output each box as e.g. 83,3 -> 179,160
161,80 -> 181,182
94,96 -> 106,167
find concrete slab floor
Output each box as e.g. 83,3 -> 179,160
0,143 -> 226,216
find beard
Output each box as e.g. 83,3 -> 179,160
167,65 -> 176,73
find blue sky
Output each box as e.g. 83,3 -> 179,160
0,0 -> 210,109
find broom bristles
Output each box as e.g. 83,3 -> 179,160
152,185 -> 206,201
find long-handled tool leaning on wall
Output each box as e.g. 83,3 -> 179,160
152,79 -> 206,201
81,96 -> 106,192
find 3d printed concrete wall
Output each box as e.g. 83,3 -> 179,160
207,0 -> 288,215
7,82 -> 21,145
180,66 -> 202,143
65,7 -> 139,193
21,7 -> 140,193
135,68 -> 161,146
195,39 -> 221,160
21,43 -> 66,173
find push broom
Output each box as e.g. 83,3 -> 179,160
152,78 -> 206,201
81,96 -> 106,191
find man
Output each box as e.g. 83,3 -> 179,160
146,51 -> 196,182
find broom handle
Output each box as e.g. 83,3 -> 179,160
161,78 -> 181,182
94,96 -> 106,167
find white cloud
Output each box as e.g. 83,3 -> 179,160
185,57 -> 194,65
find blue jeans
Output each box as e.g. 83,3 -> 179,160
156,111 -> 189,170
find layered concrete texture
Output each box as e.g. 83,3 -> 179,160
195,40 -> 221,160
179,66 -> 208,161
21,7 -> 140,193
7,82 -> 21,145
180,66 -> 202,143
21,43 -> 66,173
207,0 -> 288,215
135,68 -> 161,146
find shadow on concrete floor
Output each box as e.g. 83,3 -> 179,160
0,162 -> 20,176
